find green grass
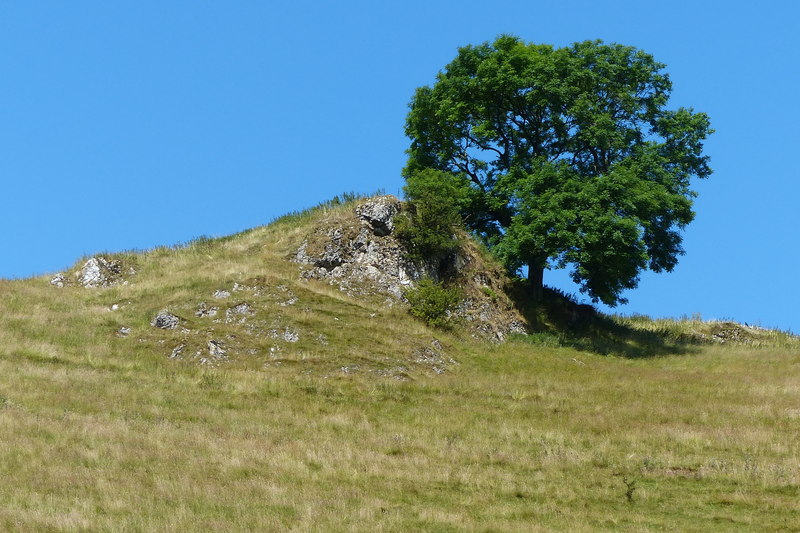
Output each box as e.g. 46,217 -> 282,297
0,195 -> 798,531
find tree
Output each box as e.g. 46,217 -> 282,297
404,36 -> 712,305
396,168 -> 465,266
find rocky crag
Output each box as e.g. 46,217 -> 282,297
293,195 -> 527,340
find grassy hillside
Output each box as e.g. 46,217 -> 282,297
0,196 -> 798,532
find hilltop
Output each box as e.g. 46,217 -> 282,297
0,194 -> 798,531
9,193 -> 793,375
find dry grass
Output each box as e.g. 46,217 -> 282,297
0,197 -> 798,531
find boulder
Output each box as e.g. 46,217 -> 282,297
151,311 -> 179,330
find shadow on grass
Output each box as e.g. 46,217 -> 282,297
509,285 -> 703,358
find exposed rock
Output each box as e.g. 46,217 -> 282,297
77,257 -> 129,288
169,344 -> 185,359
293,195 -> 527,340
225,303 -> 254,323
213,290 -> 231,299
117,326 -> 131,337
50,273 -> 69,288
283,327 -> 299,343
195,302 -> 218,318
355,195 -> 401,236
207,340 -> 226,357
709,322 -> 758,344
413,340 -> 457,374
294,196 -> 423,299
151,311 -> 179,330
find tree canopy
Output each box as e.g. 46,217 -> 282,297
404,36 -> 712,306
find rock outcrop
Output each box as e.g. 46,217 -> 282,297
294,196 -> 423,299
355,195 -> 400,236
78,257 -> 134,288
294,196 -> 527,340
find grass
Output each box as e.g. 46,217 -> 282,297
0,195 -> 798,531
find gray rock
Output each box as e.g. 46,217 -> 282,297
294,195 -> 528,341
169,344 -> 185,359
151,311 -> 179,330
50,273 -> 68,288
207,340 -> 226,357
283,327 -> 299,343
294,197 -> 424,300
77,257 -> 125,288
213,290 -> 231,299
195,302 -> 218,318
117,326 -> 131,337
225,302 -> 254,323
355,195 -> 401,236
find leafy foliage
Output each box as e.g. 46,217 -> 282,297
403,278 -> 461,329
405,36 -> 713,305
395,169 -> 464,264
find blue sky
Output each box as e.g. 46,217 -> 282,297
2,1 -> 798,332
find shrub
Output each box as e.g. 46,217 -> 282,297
404,278 -> 461,329
395,169 -> 464,264
480,286 -> 498,300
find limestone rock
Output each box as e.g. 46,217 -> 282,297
195,302 -> 218,318
151,311 -> 179,330
294,196 -> 423,299
294,195 -> 527,341
225,303 -> 254,323
76,257 -> 129,288
207,340 -> 226,357
50,273 -> 69,288
355,195 -> 401,236
283,327 -> 299,343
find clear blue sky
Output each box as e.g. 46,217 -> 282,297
2,1 -> 798,332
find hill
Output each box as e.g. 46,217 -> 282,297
0,194 -> 798,531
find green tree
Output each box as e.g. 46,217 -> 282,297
404,36 -> 712,305
396,168 -> 464,265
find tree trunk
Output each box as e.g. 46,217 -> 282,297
528,263 -> 544,302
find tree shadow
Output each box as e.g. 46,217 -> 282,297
509,285 -> 703,358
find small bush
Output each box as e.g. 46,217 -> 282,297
404,279 -> 461,329
480,286 -> 498,300
396,169 -> 464,264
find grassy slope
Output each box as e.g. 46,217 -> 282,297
0,198 -> 798,532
